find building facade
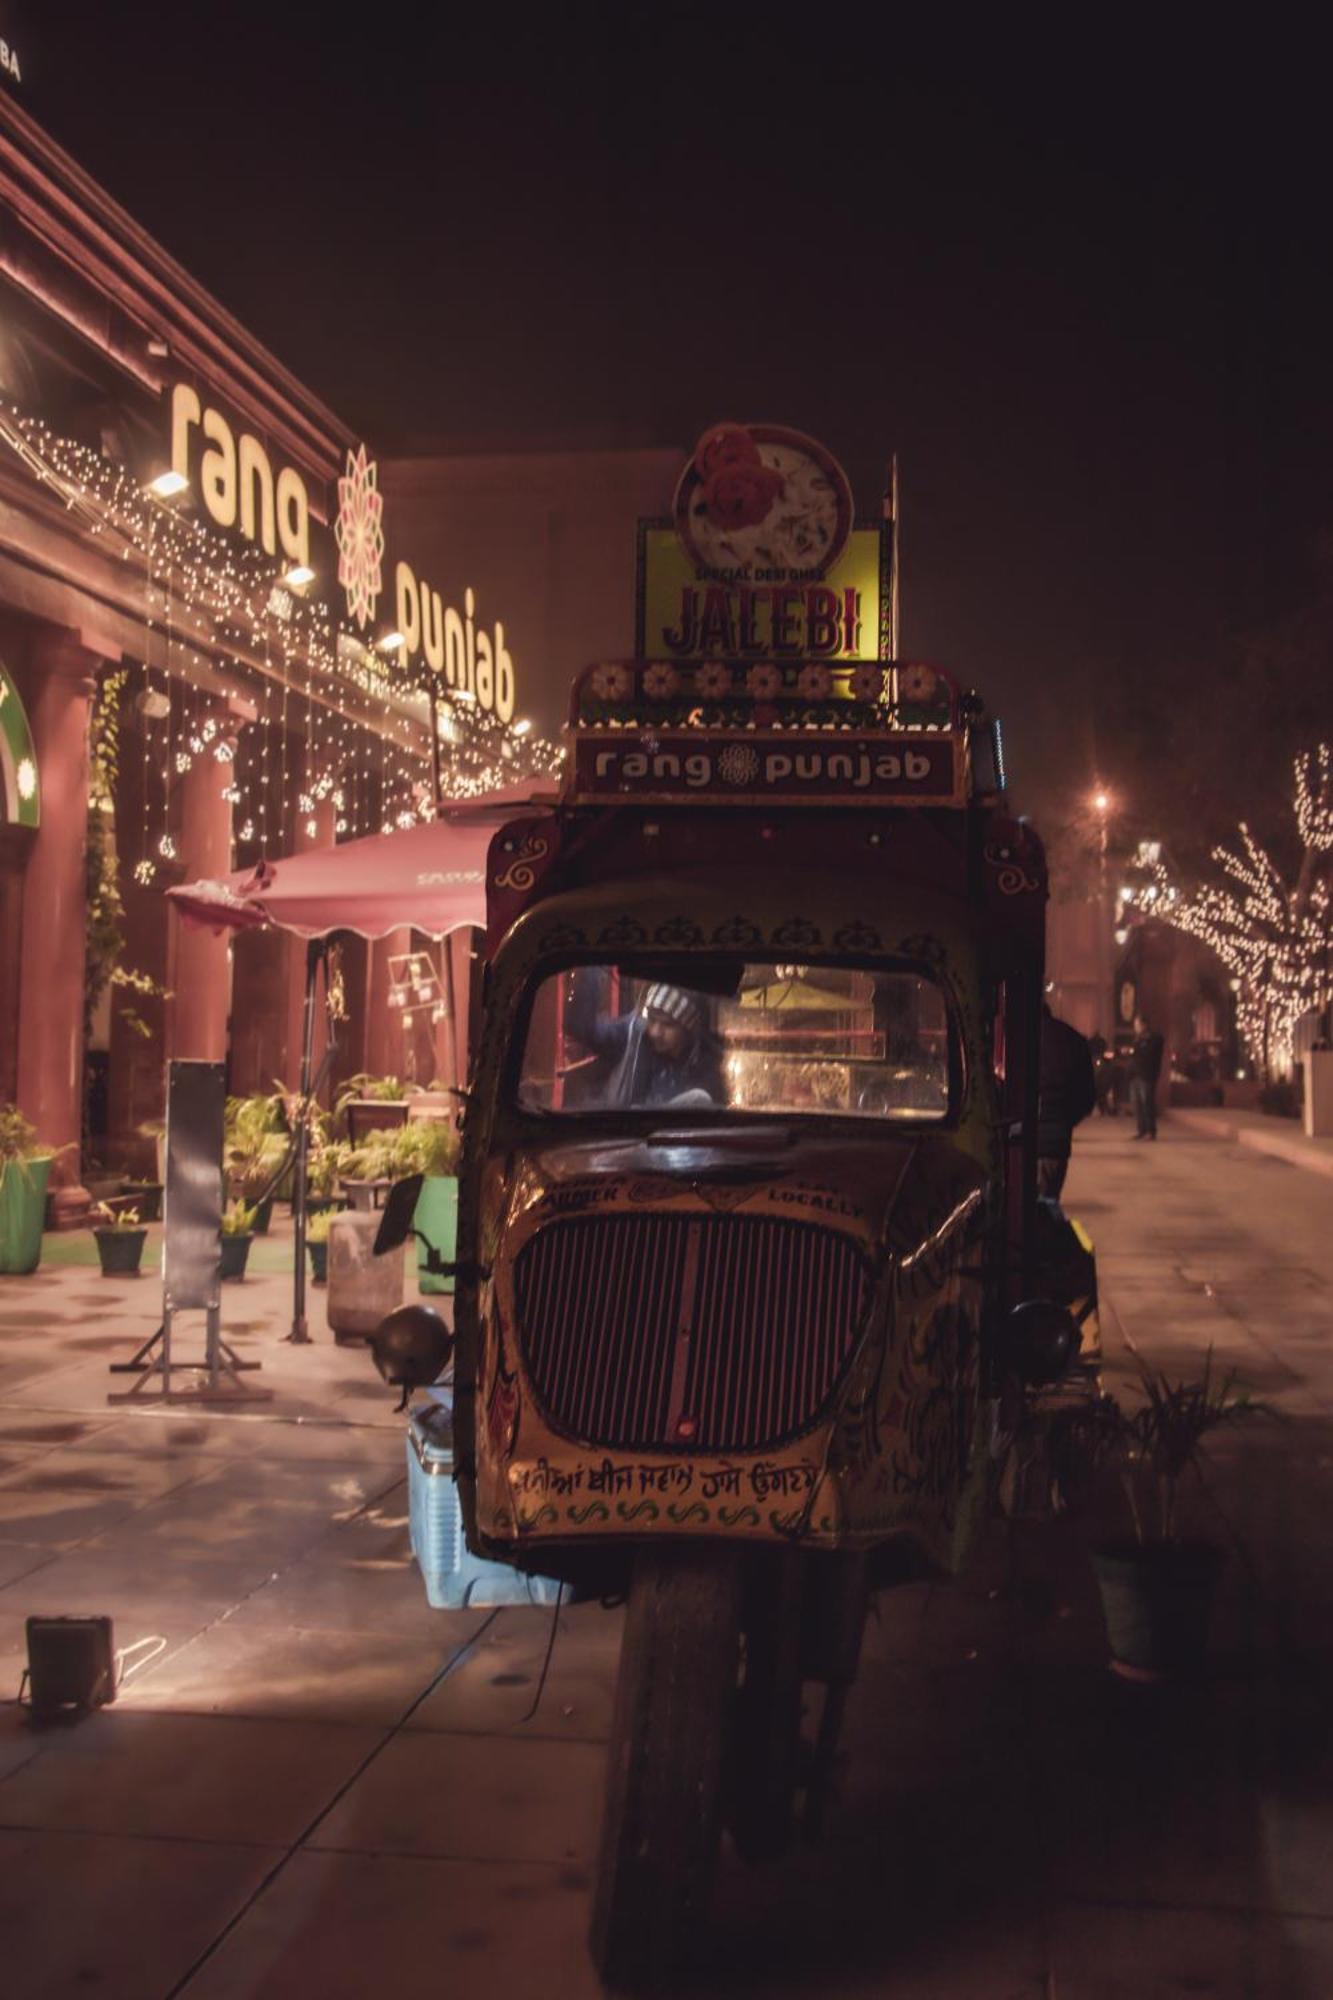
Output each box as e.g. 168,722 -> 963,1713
0,89 -> 679,1202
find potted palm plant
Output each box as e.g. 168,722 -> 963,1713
219,1198 -> 258,1281
92,1203 -> 148,1276
0,1105 -> 58,1276
1090,1353 -> 1271,1681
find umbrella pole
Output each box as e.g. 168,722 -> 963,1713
288,940 -> 324,1346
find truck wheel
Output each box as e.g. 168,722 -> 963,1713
589,1543 -> 743,1990
727,1546 -> 806,1863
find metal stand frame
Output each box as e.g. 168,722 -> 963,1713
110,1060 -> 271,1404
109,1303 -> 268,1404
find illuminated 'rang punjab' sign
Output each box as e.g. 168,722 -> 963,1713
394,563 -> 515,724
171,385 -> 311,569
167,387 -> 517,721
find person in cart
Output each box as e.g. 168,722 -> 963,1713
567,970 -> 727,1109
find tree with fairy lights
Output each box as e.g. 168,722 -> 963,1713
1123,746 -> 1333,1080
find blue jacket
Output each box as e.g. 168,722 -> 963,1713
567,974 -> 726,1109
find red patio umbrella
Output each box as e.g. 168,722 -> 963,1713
167,785 -> 551,940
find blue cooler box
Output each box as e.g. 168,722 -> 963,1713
407,1395 -> 562,1610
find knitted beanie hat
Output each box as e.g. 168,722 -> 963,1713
641,983 -> 702,1031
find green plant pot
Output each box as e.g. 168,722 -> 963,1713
95,1227 -> 147,1276
219,1232 -> 254,1281
308,1238 -> 329,1284
1093,1540 -> 1226,1681
120,1182 -> 163,1222
0,1157 -> 52,1275
414,1174 -> 458,1295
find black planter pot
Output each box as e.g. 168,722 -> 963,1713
307,1238 -> 329,1285
119,1182 -> 163,1222
1093,1540 -> 1226,1682
219,1232 -> 254,1281
94,1227 -> 147,1277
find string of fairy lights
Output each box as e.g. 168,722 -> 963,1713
1120,746 -> 1333,1078
0,395 -> 565,883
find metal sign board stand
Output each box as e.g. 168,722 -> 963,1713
110,1060 -> 270,1403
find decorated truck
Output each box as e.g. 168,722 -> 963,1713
384,425 -> 1081,1986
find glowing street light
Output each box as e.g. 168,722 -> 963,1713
146,469 -> 188,499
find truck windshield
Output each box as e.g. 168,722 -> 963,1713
516,962 -> 952,1121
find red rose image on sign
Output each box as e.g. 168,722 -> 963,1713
673,423 -> 855,583
694,423 -> 761,483
704,460 -> 786,532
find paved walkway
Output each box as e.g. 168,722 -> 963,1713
1,1131 -> 1331,1996
1164,1103 -> 1333,1179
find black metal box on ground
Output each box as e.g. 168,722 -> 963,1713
25,1615 -> 115,1718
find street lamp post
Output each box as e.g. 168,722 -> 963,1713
1092,788 -> 1112,1039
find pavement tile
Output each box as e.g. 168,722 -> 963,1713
0,1452 -> 213,1549
1045,1898 -> 1288,1999
113,1607 -> 488,1725
233,1513 -> 449,1641
0,1539 -> 57,1589
181,1849 -> 602,2000
407,1600 -> 621,1740
0,1824 -> 280,2000
0,1707 -> 47,1781
311,1727 -> 603,1863
0,1707 -> 382,1845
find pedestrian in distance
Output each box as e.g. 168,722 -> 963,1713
1037,1002 -> 1098,1203
1088,1030 -> 1116,1115
1130,1012 -> 1165,1140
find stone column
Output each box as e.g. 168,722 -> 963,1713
168,751 -> 234,1061
15,631 -> 98,1197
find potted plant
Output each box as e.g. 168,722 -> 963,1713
118,1176 -> 163,1222
306,1204 -> 333,1284
219,1198 -> 258,1281
0,1105 -> 57,1276
1089,1353 -> 1271,1681
336,1073 -> 410,1147
337,1132 -> 398,1211
304,1139 -> 346,1214
224,1093 -> 287,1234
92,1203 -> 148,1276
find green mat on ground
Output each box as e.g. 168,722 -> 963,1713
37,1229 -> 295,1273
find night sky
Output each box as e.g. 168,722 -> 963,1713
7,7 -> 1331,828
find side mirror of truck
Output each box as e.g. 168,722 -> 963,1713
373,1175 -> 426,1254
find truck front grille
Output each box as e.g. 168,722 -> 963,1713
514,1210 -> 871,1452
